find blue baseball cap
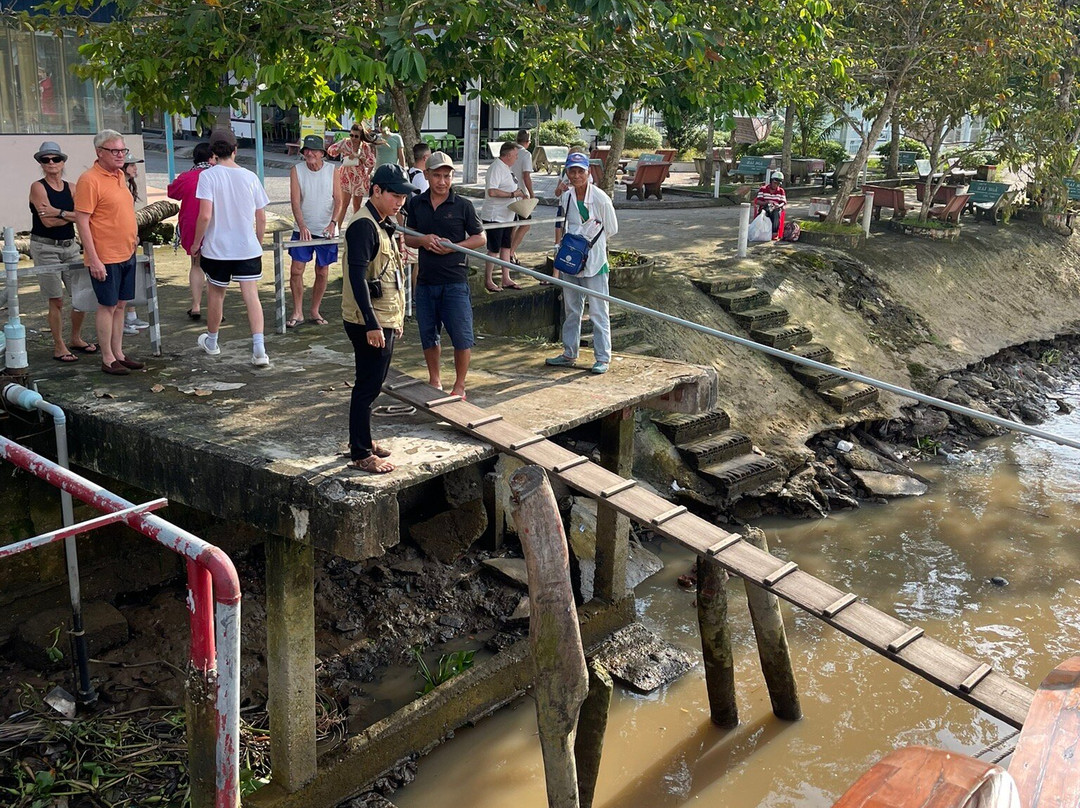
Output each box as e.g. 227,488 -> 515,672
565,152 -> 590,171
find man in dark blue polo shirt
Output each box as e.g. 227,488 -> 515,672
403,151 -> 485,398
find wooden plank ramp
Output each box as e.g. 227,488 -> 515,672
383,370 -> 1035,727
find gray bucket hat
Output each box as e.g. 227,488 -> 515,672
34,141 -> 67,162
301,134 -> 326,154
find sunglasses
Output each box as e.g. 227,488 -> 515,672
38,156 -> 64,164
350,133 -> 362,139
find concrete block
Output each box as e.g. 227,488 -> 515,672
15,601 -> 129,669
443,465 -> 484,508
409,500 -> 487,564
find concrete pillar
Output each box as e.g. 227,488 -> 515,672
593,407 -> 633,603
696,556 -> 739,728
265,535 -> 318,791
742,527 -> 802,721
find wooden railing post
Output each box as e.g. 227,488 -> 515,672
697,555 -> 739,728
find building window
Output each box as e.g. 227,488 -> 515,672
0,27 -> 135,134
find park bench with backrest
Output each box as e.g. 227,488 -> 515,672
655,148 -> 676,163
928,193 -> 971,224
916,181 -> 968,204
822,159 -> 855,189
622,155 -> 672,200
534,145 -> 569,175
965,180 -> 1013,225
862,185 -> 908,220
815,193 -> 865,223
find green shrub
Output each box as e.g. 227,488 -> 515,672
875,137 -> 930,160
744,132 -> 784,157
943,147 -> 998,169
536,119 -> 586,148
624,123 -> 662,150
499,130 -> 518,142
813,140 -> 850,168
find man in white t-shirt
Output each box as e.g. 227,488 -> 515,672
482,141 -> 526,291
190,127 -> 273,367
286,134 -> 341,328
509,128 -> 535,262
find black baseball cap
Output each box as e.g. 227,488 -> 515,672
371,164 -> 416,194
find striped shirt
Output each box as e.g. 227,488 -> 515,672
757,183 -> 787,207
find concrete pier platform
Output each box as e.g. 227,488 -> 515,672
11,260 -> 715,559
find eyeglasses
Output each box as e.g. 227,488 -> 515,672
98,147 -> 129,157
350,133 -> 361,139
38,156 -> 64,164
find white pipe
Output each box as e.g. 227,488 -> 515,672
737,203 -> 751,258
862,191 -> 874,235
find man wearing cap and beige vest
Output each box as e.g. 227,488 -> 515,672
287,134 -> 342,328
74,129 -> 145,376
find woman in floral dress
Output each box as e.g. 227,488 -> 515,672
328,122 -> 381,215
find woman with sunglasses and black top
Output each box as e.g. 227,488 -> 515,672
29,141 -> 97,362
327,121 -> 384,217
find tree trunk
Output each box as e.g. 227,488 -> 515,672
510,465 -> 587,808
886,117 -> 901,179
388,81 -> 433,157
704,109 -> 715,183
918,125 -> 949,222
827,80 -> 904,223
602,106 -> 631,197
781,103 -> 795,180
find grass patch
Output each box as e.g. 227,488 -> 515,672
897,215 -> 958,230
609,249 -> 647,268
799,219 -> 863,236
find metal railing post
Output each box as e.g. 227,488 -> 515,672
737,203 -> 751,258
862,191 -> 874,236
143,242 -> 162,356
3,226 -> 26,370
274,231 -> 286,335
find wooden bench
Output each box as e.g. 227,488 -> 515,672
966,180 -> 1013,225
622,160 -> 671,200
815,193 -> 865,224
285,142 -> 302,155
822,159 -> 855,189
863,184 -> 908,220
917,181 -> 969,204
928,193 -> 971,224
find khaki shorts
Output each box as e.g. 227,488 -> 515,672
30,240 -> 83,302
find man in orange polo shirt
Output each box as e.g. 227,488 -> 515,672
74,128 -> 143,376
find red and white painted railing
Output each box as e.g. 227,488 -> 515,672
0,435 -> 241,808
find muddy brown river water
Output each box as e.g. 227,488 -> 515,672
391,405 -> 1080,808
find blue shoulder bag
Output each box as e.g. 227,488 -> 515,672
554,192 -> 603,276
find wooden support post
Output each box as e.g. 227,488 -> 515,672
574,659 -> 613,808
742,527 -> 802,721
265,534 -> 318,791
594,407 -> 633,603
696,555 -> 739,728
510,465 -> 587,808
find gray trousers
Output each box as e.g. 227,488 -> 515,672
560,271 -> 610,364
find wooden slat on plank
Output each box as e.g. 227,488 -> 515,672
822,593 -> 858,618
601,479 -> 637,498
651,505 -> 687,526
706,535 -> 741,556
763,561 -> 798,587
551,455 -> 589,473
959,663 -> 993,693
509,435 -> 544,450
467,414 -> 503,429
887,627 -> 924,654
385,377 -> 425,391
426,394 -> 463,408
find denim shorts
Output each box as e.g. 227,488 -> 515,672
90,253 -> 137,307
415,282 -> 474,350
287,232 -> 339,267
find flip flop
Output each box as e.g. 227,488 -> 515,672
309,317 -> 329,325
501,282 -> 522,290
53,353 -> 78,363
485,284 -> 501,293
70,343 -> 98,354
187,309 -> 202,321
286,317 -> 302,328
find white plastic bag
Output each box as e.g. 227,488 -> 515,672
66,267 -> 97,312
748,211 -> 772,242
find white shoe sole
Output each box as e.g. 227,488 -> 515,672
197,334 -> 221,356
251,354 -> 270,367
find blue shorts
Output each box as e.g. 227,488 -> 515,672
90,254 -> 137,307
287,232 -> 339,267
415,282 -> 474,351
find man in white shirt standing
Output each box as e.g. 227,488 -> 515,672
509,128 -> 535,263
190,127 -> 272,367
482,141 -> 526,291
286,134 -> 341,327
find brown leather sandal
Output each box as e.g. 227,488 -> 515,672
371,443 -> 392,458
348,455 -> 394,473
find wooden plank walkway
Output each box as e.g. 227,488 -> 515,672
383,369 -> 1035,727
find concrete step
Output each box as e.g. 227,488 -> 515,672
750,324 -> 812,349
790,364 -> 846,391
821,382 -> 881,413
699,454 -> 785,499
779,342 -> 834,365
581,310 -> 630,334
619,342 -> 657,357
653,409 -> 731,444
711,288 -> 771,313
692,273 -> 754,295
732,305 -> 789,331
677,429 -> 752,470
581,325 -> 646,349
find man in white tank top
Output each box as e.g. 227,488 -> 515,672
287,135 -> 342,327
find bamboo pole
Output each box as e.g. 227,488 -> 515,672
697,556 -> 739,728
510,465 -> 588,808
574,660 -> 613,808
742,527 -> 802,721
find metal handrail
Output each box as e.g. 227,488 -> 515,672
0,437 -> 241,808
392,222 -> 1080,453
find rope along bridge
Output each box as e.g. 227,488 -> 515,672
382,368 -> 1034,728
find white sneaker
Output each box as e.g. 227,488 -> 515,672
123,323 -> 138,335
251,352 -> 270,367
197,333 -> 221,356
127,317 -> 150,330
